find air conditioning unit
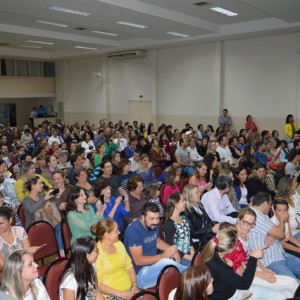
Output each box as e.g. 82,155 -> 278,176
106,50 -> 147,60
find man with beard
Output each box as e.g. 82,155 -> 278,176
124,202 -> 187,289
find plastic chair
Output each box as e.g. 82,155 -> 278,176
157,265 -> 180,300
179,177 -> 189,192
61,219 -> 72,257
191,247 -> 202,266
17,204 -> 26,228
43,258 -> 69,300
27,220 -> 60,276
130,291 -> 158,300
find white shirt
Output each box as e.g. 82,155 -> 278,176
217,146 -> 233,164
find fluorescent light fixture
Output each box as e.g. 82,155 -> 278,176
27,40 -> 54,45
18,45 -> 42,49
116,21 -> 147,29
49,6 -> 90,16
166,31 -> 190,38
210,7 -> 238,16
36,20 -> 68,27
92,30 -> 118,37
75,46 -> 98,50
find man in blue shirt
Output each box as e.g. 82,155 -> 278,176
124,202 -> 187,289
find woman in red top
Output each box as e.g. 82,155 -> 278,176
245,115 -> 258,133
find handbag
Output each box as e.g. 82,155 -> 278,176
34,201 -> 62,227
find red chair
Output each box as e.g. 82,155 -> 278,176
43,258 -> 69,300
17,204 -> 26,228
157,265 -> 181,300
61,219 -> 72,257
191,248 -> 202,266
179,177 -> 189,192
159,183 -> 167,205
27,221 -> 60,276
130,291 -> 158,300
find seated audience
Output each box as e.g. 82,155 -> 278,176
59,236 -> 104,300
162,169 -> 180,206
175,138 -> 195,176
117,158 -> 135,192
143,184 -> 164,217
92,219 -> 139,299
124,202 -> 187,289
163,192 -> 193,266
136,153 -> 159,189
232,166 -> 249,208
2,249 -> 50,299
189,162 -> 212,197
66,186 -> 104,244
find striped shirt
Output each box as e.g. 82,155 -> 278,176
248,207 -> 286,267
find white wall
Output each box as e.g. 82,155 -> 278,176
55,32 -> 300,135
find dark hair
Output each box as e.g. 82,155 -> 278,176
127,175 -> 144,192
246,115 -> 252,121
141,202 -> 160,216
0,206 -> 13,221
215,174 -> 232,190
24,176 -> 40,191
202,153 -> 216,170
217,134 -> 226,144
286,114 -> 294,124
118,158 -> 131,175
94,180 -> 110,198
232,166 -> 247,186
74,166 -> 87,182
165,169 -> 178,188
62,236 -> 96,300
100,159 -> 112,169
293,139 -> 300,149
252,191 -> 271,207
66,186 -> 88,212
174,265 -> 211,300
273,199 -> 288,210
70,154 -> 81,167
165,192 -> 181,219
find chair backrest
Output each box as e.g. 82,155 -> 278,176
153,166 -> 163,179
157,265 -> 180,300
44,258 -> 69,300
17,204 -> 26,228
61,219 -> 72,257
27,220 -> 59,261
130,291 -> 158,300
179,177 -> 189,192
159,183 -> 167,206
191,248 -> 202,266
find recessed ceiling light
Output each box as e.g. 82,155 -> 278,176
27,40 -> 54,45
92,30 -> 118,37
75,46 -> 98,50
166,32 -> 190,38
116,21 -> 147,29
18,45 -> 42,49
36,20 -> 68,27
49,6 -> 90,16
210,7 -> 238,16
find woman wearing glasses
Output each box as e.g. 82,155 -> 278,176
235,208 -> 298,299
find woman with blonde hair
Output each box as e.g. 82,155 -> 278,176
200,228 -> 264,300
92,219 -> 139,300
2,249 -> 50,299
182,184 -> 219,250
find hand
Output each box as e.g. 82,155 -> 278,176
235,263 -> 245,276
59,202 -> 67,210
131,284 -> 140,294
162,245 -> 177,259
260,270 -> 276,283
206,182 -> 213,190
278,210 -> 289,223
264,235 -> 275,247
96,200 -> 106,212
173,250 -> 181,263
250,246 -> 267,259
120,290 -> 135,300
212,223 -> 220,234
115,196 -> 123,206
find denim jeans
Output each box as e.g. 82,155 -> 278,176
267,254 -> 300,282
54,223 -> 64,252
136,258 -> 188,289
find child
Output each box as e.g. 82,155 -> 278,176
144,184 -> 164,217
0,160 -> 12,179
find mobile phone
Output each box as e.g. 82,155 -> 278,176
99,194 -> 104,204
50,188 -> 60,196
121,195 -> 125,202
42,184 -> 49,191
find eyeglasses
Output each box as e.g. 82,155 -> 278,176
241,220 -> 256,228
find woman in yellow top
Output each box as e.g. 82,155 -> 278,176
284,114 -> 298,141
14,161 -> 52,202
92,219 -> 139,300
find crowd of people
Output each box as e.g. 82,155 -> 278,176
0,111 -> 300,299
